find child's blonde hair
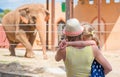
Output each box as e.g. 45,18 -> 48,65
81,22 -> 100,47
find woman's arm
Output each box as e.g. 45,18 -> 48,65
93,46 -> 112,75
55,48 -> 66,61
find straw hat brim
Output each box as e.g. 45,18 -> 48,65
63,26 -> 84,36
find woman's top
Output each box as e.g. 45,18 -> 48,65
64,46 -> 94,77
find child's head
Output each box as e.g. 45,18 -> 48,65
81,23 -> 100,46
63,18 -> 84,41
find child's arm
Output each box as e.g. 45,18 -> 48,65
59,40 -> 96,49
93,45 -> 112,75
67,40 -> 96,47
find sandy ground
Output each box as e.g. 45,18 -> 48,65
0,48 -> 119,77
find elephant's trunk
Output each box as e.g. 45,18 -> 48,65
36,17 -> 47,59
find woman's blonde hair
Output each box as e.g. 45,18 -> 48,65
81,22 -> 100,47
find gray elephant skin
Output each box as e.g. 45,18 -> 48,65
2,4 -> 50,58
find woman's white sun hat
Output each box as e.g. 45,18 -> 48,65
63,18 -> 84,36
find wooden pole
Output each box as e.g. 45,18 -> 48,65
66,0 -> 74,20
66,0 -> 70,21
71,0 -> 74,18
98,0 -> 101,39
51,0 -> 55,50
46,0 -> 49,49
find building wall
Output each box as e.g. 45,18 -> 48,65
0,24 -> 9,48
74,0 -> 120,50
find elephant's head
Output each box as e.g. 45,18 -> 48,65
18,4 -> 50,59
19,6 -> 49,24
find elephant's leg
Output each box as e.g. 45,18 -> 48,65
24,32 -> 36,57
16,30 -> 34,58
9,42 -> 18,56
28,32 -> 36,46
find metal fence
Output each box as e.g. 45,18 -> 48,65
0,23 -> 120,50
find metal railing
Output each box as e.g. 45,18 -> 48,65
0,23 -> 119,50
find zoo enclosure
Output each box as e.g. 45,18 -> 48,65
1,0 -> 120,51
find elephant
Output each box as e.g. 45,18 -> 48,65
2,4 -> 50,59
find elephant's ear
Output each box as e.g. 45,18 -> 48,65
19,8 -> 29,24
44,10 -> 50,21
45,9 -> 50,16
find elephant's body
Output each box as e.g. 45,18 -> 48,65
2,4 -> 49,58
3,10 -> 35,41
2,11 -> 36,42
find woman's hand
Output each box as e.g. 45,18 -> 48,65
59,39 -> 68,49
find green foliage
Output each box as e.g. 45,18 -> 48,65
4,9 -> 11,14
0,13 -> 4,18
0,9 -> 11,23
0,9 -> 11,17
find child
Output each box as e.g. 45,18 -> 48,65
81,23 -> 104,77
55,18 -> 112,77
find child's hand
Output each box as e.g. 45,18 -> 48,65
59,39 -> 67,49
89,40 -> 96,45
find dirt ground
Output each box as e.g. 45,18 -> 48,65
0,48 -> 120,77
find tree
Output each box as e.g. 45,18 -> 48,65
3,9 -> 11,15
0,9 -> 11,23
